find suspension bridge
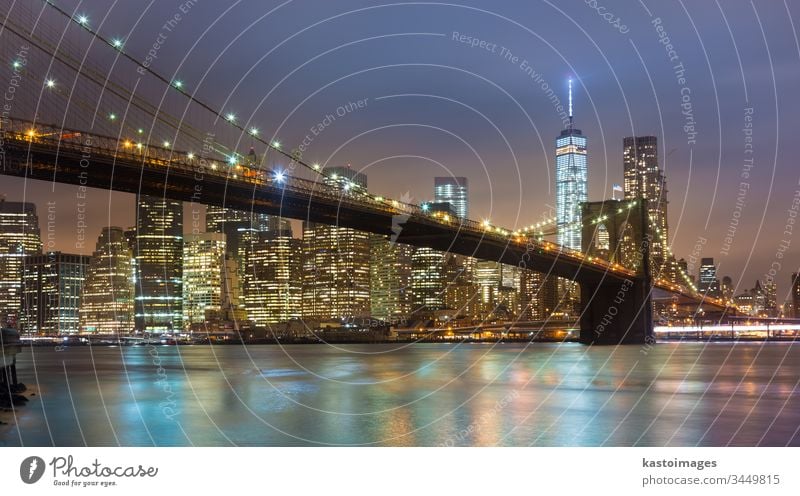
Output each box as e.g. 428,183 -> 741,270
0,0 -> 732,344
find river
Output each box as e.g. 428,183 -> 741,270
2,342 -> 799,446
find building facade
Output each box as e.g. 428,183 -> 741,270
622,136 -> 670,273
302,166 -> 371,320
698,257 -> 721,298
20,252 -> 88,334
182,232 -> 227,328
0,199 -> 41,326
133,195 -> 183,332
434,177 -> 468,219
79,227 -> 134,333
556,80 -> 588,251
369,235 -> 413,322
246,229 -> 302,326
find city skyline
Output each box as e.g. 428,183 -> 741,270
1,0 -> 797,307
5,0 -> 800,459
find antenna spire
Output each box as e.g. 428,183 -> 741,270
568,78 -> 574,129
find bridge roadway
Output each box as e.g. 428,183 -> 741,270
0,119 -> 725,344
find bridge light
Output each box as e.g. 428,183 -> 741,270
271,140 -> 281,148
421,203 -> 429,212
77,14 -> 89,25
343,182 -> 351,191
273,170 -> 286,183
137,128 -> 144,134
108,113 -> 116,121
312,163 -> 320,170
173,80 -> 183,89
26,129 -> 36,138
225,112 -> 236,122
249,127 -> 259,136
45,79 -> 56,89
163,141 -> 170,148
187,152 -> 195,160
112,38 -> 123,49
12,60 -> 22,69
136,143 -> 143,150
331,173 -> 338,180
122,140 -> 132,148
228,155 -> 237,165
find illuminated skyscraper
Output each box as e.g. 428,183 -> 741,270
443,254 -> 479,319
698,258 -> 721,298
411,202 -> 457,315
20,252 -> 88,334
554,79 -> 586,316
133,195 -> 183,332
0,199 -> 41,326
369,235 -> 413,321
79,227 -> 134,334
246,228 -> 302,325
791,273 -> 800,318
434,177 -> 468,219
623,136 -> 669,271
474,261 -> 508,319
411,246 -> 445,313
519,270 -> 558,320
302,167 -> 371,320
182,233 -> 227,328
556,79 -> 588,251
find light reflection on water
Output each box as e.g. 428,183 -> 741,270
2,342 -> 800,446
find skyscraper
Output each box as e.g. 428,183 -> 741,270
791,273 -> 800,318
369,235 -> 413,321
79,227 -> 134,334
246,228 -> 302,326
623,136 -> 669,271
519,270 -> 558,321
302,167 -> 371,320
434,177 -> 468,219
556,79 -> 588,251
474,261 -> 502,319
20,252 -> 88,334
133,195 -> 183,333
698,258 -> 721,298
182,233 -> 227,328
411,246 -> 445,313
554,79 -> 587,317
0,199 -> 41,326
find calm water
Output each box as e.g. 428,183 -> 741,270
2,342 -> 800,446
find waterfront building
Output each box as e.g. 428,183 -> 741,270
246,229 -> 302,325
302,167 -> 371,320
369,235 -> 413,322
0,199 -> 41,326
519,270 -> 558,321
132,195 -> 183,332
20,252 -> 88,334
182,233 -> 227,328
79,227 -> 134,333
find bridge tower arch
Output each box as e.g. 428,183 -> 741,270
579,200 -> 653,345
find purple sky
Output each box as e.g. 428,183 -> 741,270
2,0 -> 799,301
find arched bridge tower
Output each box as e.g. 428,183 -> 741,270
579,199 -> 653,345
